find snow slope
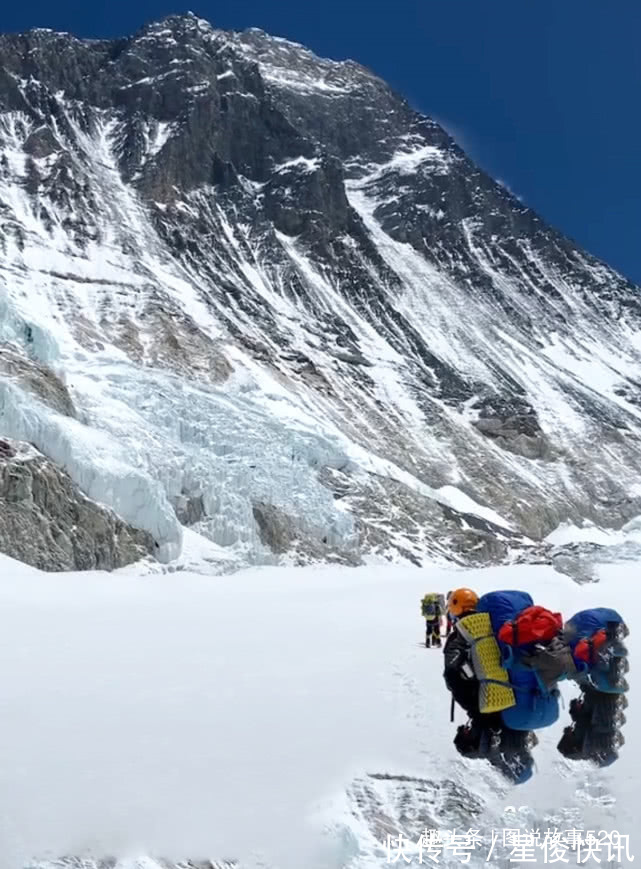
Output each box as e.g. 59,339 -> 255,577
0,554 -> 637,868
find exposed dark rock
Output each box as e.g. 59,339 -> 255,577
23,124 -> 61,158
319,466 -> 517,567
0,437 -> 16,459
471,394 -> 551,459
252,499 -> 360,565
0,344 -> 76,416
0,439 -> 155,571
142,305 -> 233,384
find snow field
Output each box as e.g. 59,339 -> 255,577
0,556 -> 637,868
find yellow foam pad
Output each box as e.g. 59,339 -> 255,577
458,612 -> 516,714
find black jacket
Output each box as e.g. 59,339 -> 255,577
443,624 -> 512,731
443,626 -> 480,718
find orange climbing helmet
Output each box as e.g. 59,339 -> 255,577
447,587 -> 479,618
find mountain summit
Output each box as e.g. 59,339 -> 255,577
1,16 -> 641,571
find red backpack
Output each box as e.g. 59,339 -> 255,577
497,605 -> 563,646
574,629 -> 608,663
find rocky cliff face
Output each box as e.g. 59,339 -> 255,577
0,438 -> 155,570
1,14 -> 641,570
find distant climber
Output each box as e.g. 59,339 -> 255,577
441,589 -> 630,782
421,592 -> 445,648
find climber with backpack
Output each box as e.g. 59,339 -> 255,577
443,588 -> 571,783
443,588 -> 481,714
421,592 -> 445,648
557,607 -> 629,766
441,589 -> 630,780
442,588 -> 534,783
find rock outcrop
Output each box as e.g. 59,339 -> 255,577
0,344 -> 75,416
0,438 -> 155,571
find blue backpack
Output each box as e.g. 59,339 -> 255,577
477,590 -> 560,731
565,607 -> 627,693
565,608 -> 624,648
477,590 -> 534,630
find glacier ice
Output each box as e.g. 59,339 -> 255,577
0,378 -> 182,561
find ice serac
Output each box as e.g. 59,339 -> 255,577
0,437 -> 155,570
1,14 -> 641,569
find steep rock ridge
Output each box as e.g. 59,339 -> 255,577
0,438 -> 155,570
1,13 -> 641,568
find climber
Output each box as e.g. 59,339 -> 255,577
442,588 -> 560,784
441,590 -> 630,780
443,587 -> 505,741
444,588 -> 572,724
443,588 -> 520,776
557,608 -> 630,766
421,592 -> 445,648
443,588 -> 481,714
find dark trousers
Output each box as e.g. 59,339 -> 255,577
425,619 -> 441,646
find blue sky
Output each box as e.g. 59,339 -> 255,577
2,0 -> 640,283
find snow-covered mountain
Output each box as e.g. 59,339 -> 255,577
2,13 -> 641,571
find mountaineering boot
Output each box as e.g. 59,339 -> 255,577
558,685 -> 626,766
454,722 -> 483,758
453,719 -> 535,784
489,727 -> 535,784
